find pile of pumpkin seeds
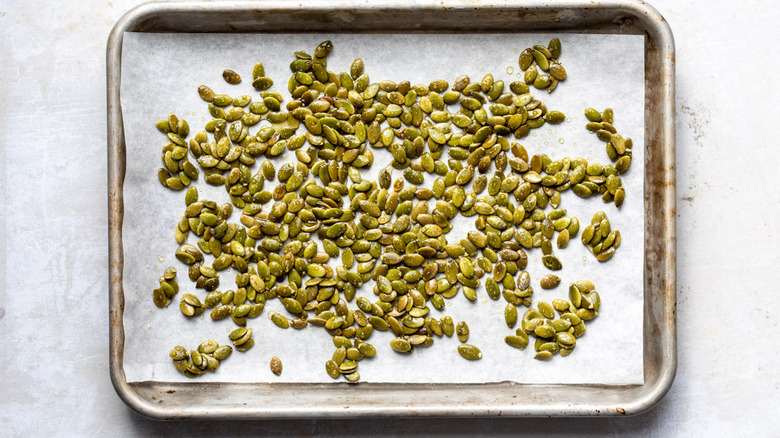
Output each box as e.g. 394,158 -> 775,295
151,38 -> 632,381
518,38 -> 567,93
229,327 -> 255,351
169,341 -> 232,378
584,107 -> 632,207
152,267 -> 179,308
502,280 -> 600,360
514,279 -> 600,360
582,211 -> 621,262
156,114 -> 199,190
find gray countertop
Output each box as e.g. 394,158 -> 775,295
1,0 -> 777,435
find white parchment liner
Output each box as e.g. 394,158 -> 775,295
121,33 -> 645,384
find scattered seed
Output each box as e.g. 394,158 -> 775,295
222,69 -> 242,84
270,357 -> 283,376
540,274 -> 561,289
456,320 -> 470,343
457,344 -> 483,360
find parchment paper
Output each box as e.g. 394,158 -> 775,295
121,32 -> 644,384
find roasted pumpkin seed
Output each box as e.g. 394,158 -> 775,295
456,320 -> 470,343
540,274 -> 561,289
270,356 -> 283,376
222,69 -> 241,84
457,344 -> 483,360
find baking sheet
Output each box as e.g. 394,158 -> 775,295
120,32 -> 644,385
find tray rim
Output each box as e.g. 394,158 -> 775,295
107,0 -> 676,419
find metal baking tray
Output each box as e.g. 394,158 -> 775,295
107,0 -> 675,419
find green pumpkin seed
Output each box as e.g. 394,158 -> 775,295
547,37 -> 562,58
213,345 -> 232,360
222,69 -> 241,84
533,74 -> 551,89
197,85 -> 215,102
457,344 -> 482,360
251,62 -> 265,79
441,316 -> 454,336
556,229 -> 570,248
357,342 -> 376,357
389,338 -> 412,353
456,320 -> 469,343
169,345 -> 187,361
602,108 -> 614,124
615,156 -> 631,173
584,108 -> 602,122
505,304 -> 517,328
596,247 -> 615,261
534,351 -> 553,361
325,360 -> 340,378
270,356 -> 283,376
524,65 -> 538,84
614,187 -> 626,207
540,274 -> 560,289
541,255 -> 562,271
596,129 -> 613,142
505,334 -> 529,350
518,48 -> 534,70
252,76 -> 274,91
544,110 -> 565,124
269,311 -> 290,328
550,62 -> 567,80
538,301 -> 555,319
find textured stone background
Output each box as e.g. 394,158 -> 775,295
0,0 -> 777,435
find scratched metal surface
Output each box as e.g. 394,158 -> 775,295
106,0 -> 675,419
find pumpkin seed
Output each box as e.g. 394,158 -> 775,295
544,109 -> 568,125
584,108 -> 602,122
505,334 -> 529,350
252,62 -> 265,79
390,338 -> 412,353
534,351 -> 553,361
457,344 -> 482,360
270,356 -> 283,376
518,48 -> 534,70
550,62 -> 567,81
222,69 -> 241,84
556,229 -> 570,248
197,85 -> 215,102
441,316 -> 454,336
325,360 -> 340,378
269,311 -> 290,329
343,371 -> 361,382
456,320 -> 470,343
540,274 -> 560,289
505,304 -> 517,328
541,254 -> 562,271
602,108 -> 614,124
213,345 -> 233,360
253,76 -> 274,91
548,38 -> 562,58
